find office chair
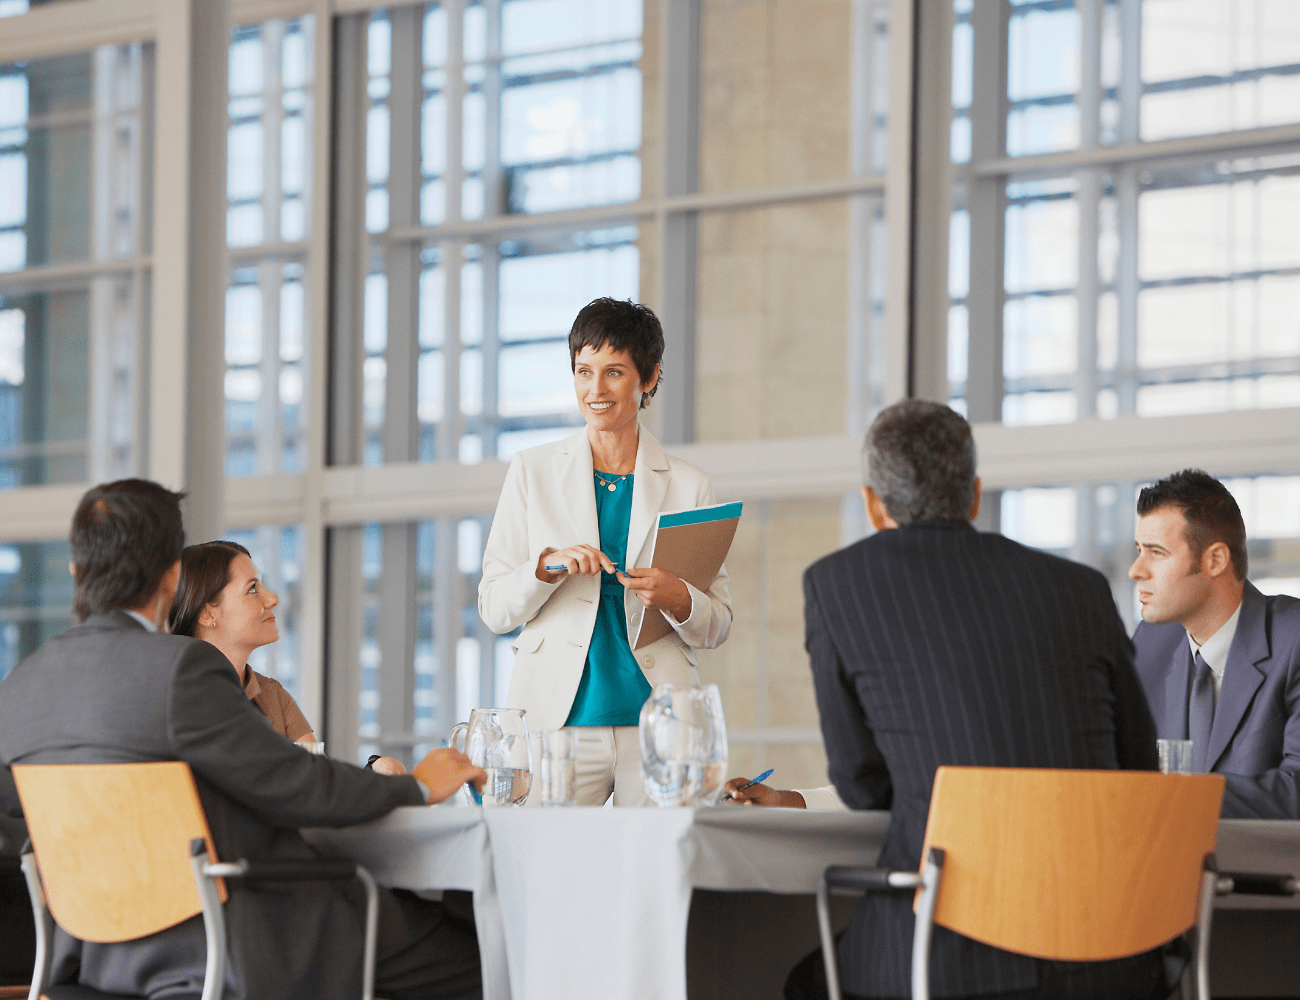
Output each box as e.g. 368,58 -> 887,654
817,767 -> 1228,1000
13,761 -> 380,1000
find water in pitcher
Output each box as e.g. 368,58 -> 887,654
482,766 -> 532,807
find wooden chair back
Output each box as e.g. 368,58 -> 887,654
12,761 -> 226,943
919,766 -> 1224,961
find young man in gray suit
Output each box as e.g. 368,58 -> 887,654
1131,469 -> 1300,819
0,479 -> 487,1000
792,400 -> 1164,1000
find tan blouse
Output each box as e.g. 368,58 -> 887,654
242,668 -> 313,742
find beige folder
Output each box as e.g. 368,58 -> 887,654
632,501 -> 742,650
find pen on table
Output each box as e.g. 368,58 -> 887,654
724,768 -> 775,800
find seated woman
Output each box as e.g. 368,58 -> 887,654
168,540 -> 317,743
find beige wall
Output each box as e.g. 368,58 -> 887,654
692,0 -> 862,793
635,0 -> 866,792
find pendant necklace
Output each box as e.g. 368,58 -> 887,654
596,472 -> 629,492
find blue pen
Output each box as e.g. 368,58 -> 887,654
725,767 -> 775,800
544,564 -> 568,572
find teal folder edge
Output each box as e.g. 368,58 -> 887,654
657,501 -> 744,530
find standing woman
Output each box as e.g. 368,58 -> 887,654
479,298 -> 732,806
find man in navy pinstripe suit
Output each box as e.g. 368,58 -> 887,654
791,401 -> 1166,1000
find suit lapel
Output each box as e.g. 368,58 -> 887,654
1207,584 -> 1269,771
1164,639 -> 1192,739
555,430 -> 600,547
626,426 -> 670,569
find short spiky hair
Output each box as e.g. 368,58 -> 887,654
567,297 -> 664,409
1136,469 -> 1248,581
69,479 -> 186,621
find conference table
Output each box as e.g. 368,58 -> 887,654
304,808 -> 1300,1000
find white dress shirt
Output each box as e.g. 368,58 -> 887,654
1187,599 -> 1243,700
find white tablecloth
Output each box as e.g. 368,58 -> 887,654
305,806 -> 888,1000
305,808 -> 1300,1000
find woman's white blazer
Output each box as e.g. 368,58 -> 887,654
478,425 -> 733,733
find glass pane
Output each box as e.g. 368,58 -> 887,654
224,261 -> 309,476
1131,155 -> 1300,417
1006,4 -> 1080,157
1141,0 -> 1300,141
0,538 -> 71,682
498,0 -> 643,214
227,17 -> 315,248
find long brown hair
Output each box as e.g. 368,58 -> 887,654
167,540 -> 251,637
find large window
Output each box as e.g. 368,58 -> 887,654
0,43 -> 152,487
224,15 -> 316,476
0,537 -> 70,682
947,0 -> 1300,427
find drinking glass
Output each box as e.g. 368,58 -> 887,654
540,728 -> 578,807
449,708 -> 532,806
640,683 -> 728,807
1158,738 -> 1194,775
697,684 -> 729,805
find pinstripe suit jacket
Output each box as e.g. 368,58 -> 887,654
805,521 -> 1158,998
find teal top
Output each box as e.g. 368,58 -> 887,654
564,472 -> 653,727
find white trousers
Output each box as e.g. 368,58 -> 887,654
526,725 -> 649,807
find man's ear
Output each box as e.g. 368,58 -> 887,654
863,487 -> 899,531
68,562 -> 76,578
1202,540 -> 1232,580
969,477 -> 982,522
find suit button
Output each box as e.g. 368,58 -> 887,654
631,610 -> 642,624
642,655 -> 655,669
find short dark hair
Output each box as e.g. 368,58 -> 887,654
167,540 -> 252,638
567,297 -> 664,408
864,400 -> 977,526
69,479 -> 186,621
1136,469 -> 1248,581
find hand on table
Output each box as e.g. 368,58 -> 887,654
371,756 -> 407,776
618,567 -> 692,622
723,778 -> 807,809
412,747 -> 486,804
536,544 -> 614,583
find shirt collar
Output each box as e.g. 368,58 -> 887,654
242,667 -> 261,699
1187,599 -> 1243,680
122,608 -> 159,633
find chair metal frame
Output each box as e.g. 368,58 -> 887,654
813,767 -> 1283,1000
15,762 -> 382,1000
21,838 -> 381,1000
818,851 -> 1300,1000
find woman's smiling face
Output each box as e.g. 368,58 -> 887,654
203,553 -> 280,650
573,342 -> 658,435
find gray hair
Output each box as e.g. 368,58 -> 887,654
863,400 -> 977,526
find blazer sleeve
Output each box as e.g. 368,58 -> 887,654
804,567 -> 892,810
661,473 -> 733,650
479,451 -> 562,634
167,641 -> 425,828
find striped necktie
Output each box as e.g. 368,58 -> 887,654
1188,649 -> 1216,773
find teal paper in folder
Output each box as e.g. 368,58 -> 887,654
632,501 -> 743,650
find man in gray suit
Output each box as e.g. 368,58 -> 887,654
0,479 -> 487,1000
1131,468 -> 1300,818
